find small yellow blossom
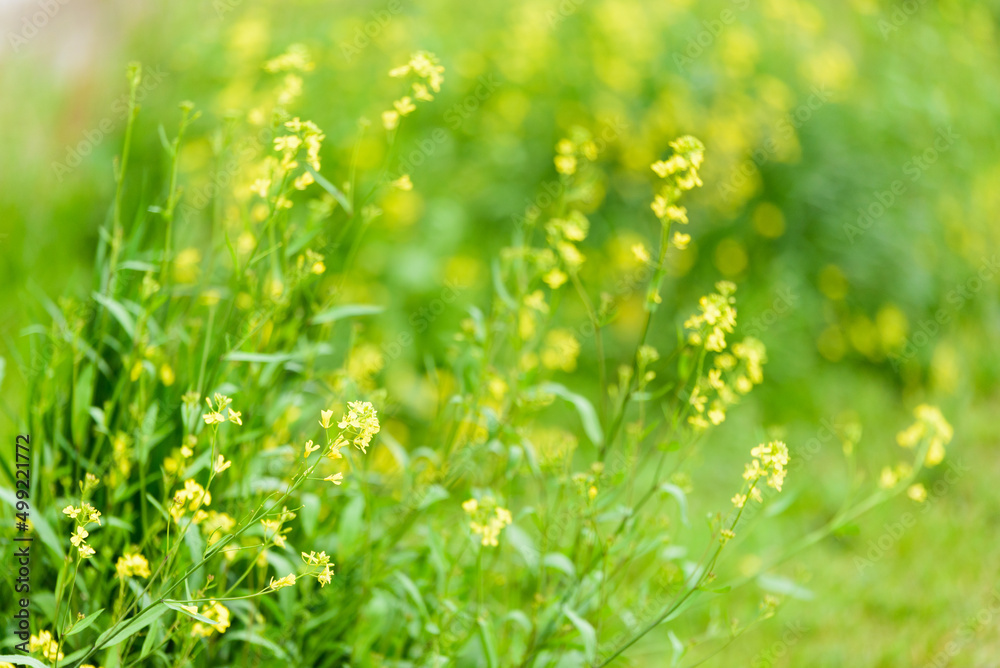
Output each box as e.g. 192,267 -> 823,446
391,174 -> 413,190
269,573 -> 297,590
631,243 -> 651,264
394,96 -> 417,116
214,455 -> 232,474
324,472 -> 344,485
116,552 -> 151,578
191,601 -> 231,638
382,110 -> 400,130
907,483 -> 927,503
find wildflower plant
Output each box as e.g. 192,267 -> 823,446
2,43 -> 954,668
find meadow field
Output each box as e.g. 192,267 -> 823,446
1,0 -> 999,666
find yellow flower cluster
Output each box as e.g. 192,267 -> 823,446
545,210 -> 589,271
272,117 -> 325,191
29,630 -> 63,662
262,507 -> 296,548
684,281 -> 738,352
553,132 -> 598,176
541,329 -> 581,372
63,499 -> 102,559
263,43 -> 314,74
202,393 -> 242,426
115,552 -> 151,578
336,401 -> 381,453
202,511 -> 236,545
689,337 -> 768,430
733,441 -> 790,508
462,497 -> 513,547
264,43 -> 314,109
896,404 -> 953,467
169,479 -> 211,524
187,601 -> 231,638
302,550 -> 334,587
383,51 -> 445,130
650,135 -> 704,250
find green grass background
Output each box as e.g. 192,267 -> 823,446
2,0 -> 999,665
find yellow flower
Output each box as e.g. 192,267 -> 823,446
631,243 -> 650,264
71,526 -> 89,547
320,409 -> 335,429
382,110 -> 400,130
394,96 -> 417,116
672,232 -> 691,250
269,573 -> 297,590
29,630 -> 64,662
191,601 -> 231,637
391,174 -> 413,190
227,408 -> 242,425
214,455 -> 232,474
338,401 -> 381,452
907,483 -> 927,503
542,268 -> 567,289
304,440 -> 320,457
324,472 -> 344,485
79,544 -> 96,559
541,329 -> 581,372
554,155 -> 577,175
250,178 -> 270,198
116,552 -> 151,578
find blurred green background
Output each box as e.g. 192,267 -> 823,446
2,0 -> 999,664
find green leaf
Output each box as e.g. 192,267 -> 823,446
92,292 -> 136,339
164,599 -> 216,625
542,552 -> 576,578
757,573 -> 814,600
0,655 -> 52,668
304,163 -> 353,215
225,630 -> 291,661
93,601 -> 168,648
140,619 -> 161,660
71,363 -> 95,447
659,483 -> 689,525
562,606 -> 596,661
476,618 -> 499,668
311,303 -> 384,325
65,607 -> 105,636
491,259 -> 517,309
537,382 -> 603,446
393,572 -> 429,618
223,351 -> 295,363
